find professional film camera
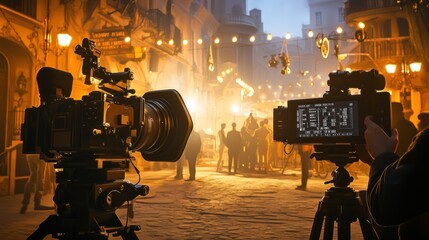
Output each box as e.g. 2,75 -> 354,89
21,38 -> 193,239
274,69 -> 391,145
273,69 -> 391,239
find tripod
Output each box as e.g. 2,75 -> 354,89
27,160 -> 149,240
309,145 -> 377,240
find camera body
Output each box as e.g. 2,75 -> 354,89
22,38 -> 194,238
273,69 -> 391,144
21,38 -> 193,163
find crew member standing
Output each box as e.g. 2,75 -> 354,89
254,121 -> 270,173
185,129 -> 202,181
216,123 -> 227,172
225,122 -> 241,174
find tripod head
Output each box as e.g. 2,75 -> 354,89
311,144 -> 358,187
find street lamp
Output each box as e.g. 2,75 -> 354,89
57,31 -> 72,48
385,60 -> 422,111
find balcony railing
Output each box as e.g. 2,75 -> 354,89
0,0 -> 37,18
222,14 -> 257,28
345,37 -> 417,77
352,37 -> 415,60
345,0 -> 398,15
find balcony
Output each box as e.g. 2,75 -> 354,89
219,14 -> 257,33
345,37 -> 416,78
345,0 -> 398,16
140,9 -> 182,54
0,0 -> 36,19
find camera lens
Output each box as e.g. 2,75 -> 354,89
135,89 -> 193,162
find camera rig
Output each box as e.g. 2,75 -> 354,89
274,69 -> 391,145
273,70 -> 388,239
22,38 -> 193,239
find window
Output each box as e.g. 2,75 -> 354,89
397,18 -> 410,37
316,12 -> 322,26
383,20 -> 391,38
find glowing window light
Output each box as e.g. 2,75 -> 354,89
267,33 -> 272,41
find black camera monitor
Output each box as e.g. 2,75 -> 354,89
277,92 -> 391,144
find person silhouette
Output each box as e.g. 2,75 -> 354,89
184,129 -> 202,181
216,123 -> 227,172
363,116 -> 429,239
417,112 -> 429,131
295,144 -> 314,191
20,154 -> 55,214
254,121 -> 270,173
225,122 -> 241,174
243,113 -> 259,135
391,102 -> 418,156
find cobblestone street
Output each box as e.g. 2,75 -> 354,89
0,160 -> 371,239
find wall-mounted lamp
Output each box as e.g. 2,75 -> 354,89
57,31 -> 72,47
54,27 -> 72,57
16,72 -> 27,98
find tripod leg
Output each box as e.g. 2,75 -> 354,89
358,217 -> 377,240
120,225 -> 140,240
323,215 -> 335,240
27,215 -> 59,240
337,217 -> 351,240
309,202 -> 324,240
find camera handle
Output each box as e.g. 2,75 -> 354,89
309,144 -> 377,240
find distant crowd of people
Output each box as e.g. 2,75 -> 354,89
216,113 -> 276,175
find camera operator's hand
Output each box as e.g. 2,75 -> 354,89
364,116 -> 398,159
355,144 -> 373,165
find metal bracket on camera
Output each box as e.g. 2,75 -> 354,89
75,38 -> 135,97
311,144 -> 359,165
311,144 -> 358,188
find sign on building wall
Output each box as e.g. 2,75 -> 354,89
90,28 -> 132,55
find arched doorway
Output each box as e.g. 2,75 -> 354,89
0,37 -> 34,195
0,53 -> 8,178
